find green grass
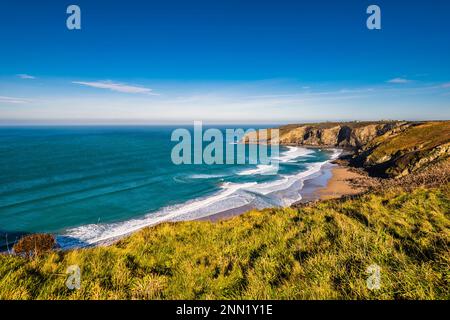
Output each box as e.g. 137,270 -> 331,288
366,121 -> 450,163
279,120 -> 402,132
0,185 -> 449,300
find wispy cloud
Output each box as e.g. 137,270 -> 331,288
387,77 -> 413,84
72,80 -> 158,95
441,82 -> 450,88
17,74 -> 36,79
0,96 -> 32,104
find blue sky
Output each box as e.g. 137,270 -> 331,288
0,0 -> 449,124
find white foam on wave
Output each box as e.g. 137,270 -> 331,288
58,181 -> 258,248
247,162 -> 325,196
58,148 -> 342,249
237,147 -> 313,176
274,146 -> 314,162
330,148 -> 342,160
237,164 -> 279,176
188,174 -> 227,179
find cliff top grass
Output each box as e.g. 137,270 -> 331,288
365,121 -> 450,162
278,120 -> 406,132
1,184 -> 449,300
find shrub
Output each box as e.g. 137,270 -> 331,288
13,234 -> 56,258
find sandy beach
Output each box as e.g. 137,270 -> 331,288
315,165 -> 366,200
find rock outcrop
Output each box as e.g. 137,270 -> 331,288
244,121 -> 450,178
351,121 -> 450,178
244,121 -> 410,148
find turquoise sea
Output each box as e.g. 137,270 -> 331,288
0,126 -> 339,248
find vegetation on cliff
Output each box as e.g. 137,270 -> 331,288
351,121 -> 450,178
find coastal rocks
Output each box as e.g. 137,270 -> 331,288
292,122 -> 405,148
351,122 -> 450,178
396,143 -> 450,177
349,122 -> 406,147
245,121 -> 407,149
278,125 -> 342,146
245,120 -> 450,179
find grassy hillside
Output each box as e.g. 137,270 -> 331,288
366,122 -> 450,157
1,185 -> 449,300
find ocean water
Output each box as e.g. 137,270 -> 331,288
0,126 -> 339,248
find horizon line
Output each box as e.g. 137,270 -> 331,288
0,119 -> 448,127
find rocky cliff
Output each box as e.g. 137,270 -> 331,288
244,121 -> 450,178
277,121 -> 411,148
350,121 -> 450,178
244,121 -> 411,148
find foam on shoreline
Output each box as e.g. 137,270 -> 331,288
58,148 -> 342,249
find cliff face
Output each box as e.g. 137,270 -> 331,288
244,121 -> 410,148
245,121 -> 450,178
277,122 -> 409,148
351,121 -> 450,178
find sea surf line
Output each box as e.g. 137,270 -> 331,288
58,147 -> 342,249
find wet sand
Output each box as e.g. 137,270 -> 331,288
290,162 -> 366,204
294,162 -> 334,203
